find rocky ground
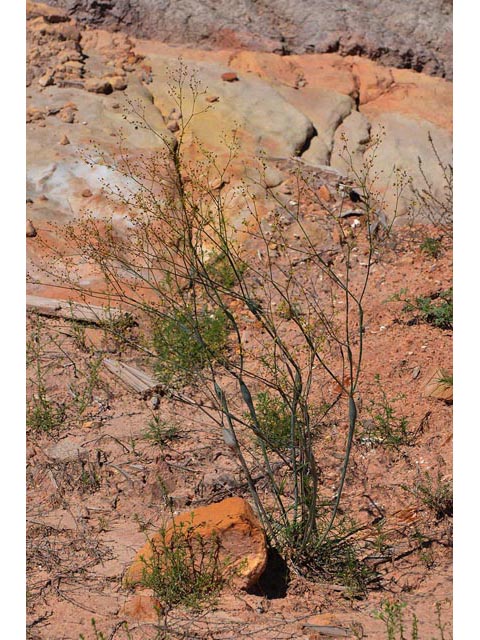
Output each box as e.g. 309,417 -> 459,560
26,2 -> 453,638
27,224 -> 453,639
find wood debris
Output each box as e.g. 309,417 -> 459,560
26,295 -> 128,325
103,358 -> 163,398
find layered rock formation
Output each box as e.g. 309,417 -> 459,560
26,2 -> 452,296
43,0 -> 452,79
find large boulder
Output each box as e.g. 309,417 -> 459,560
142,54 -> 317,158
362,113 -> 452,224
276,86 -> 354,165
125,497 -> 267,590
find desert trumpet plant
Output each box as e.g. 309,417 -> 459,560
38,64 -> 376,570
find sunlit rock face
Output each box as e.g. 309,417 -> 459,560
27,2 -> 452,296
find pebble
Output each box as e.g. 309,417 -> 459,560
221,72 -> 239,82
58,109 -> 75,124
150,394 -> 160,410
38,71 -> 54,87
412,366 -> 421,379
206,95 -> 219,103
167,120 -> 180,133
81,188 -> 93,197
59,134 -> 70,145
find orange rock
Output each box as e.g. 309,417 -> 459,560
360,66 -> 452,133
84,77 -> 113,94
221,71 -> 239,82
230,51 -> 356,96
81,189 -> 93,198
58,107 -> 76,123
350,57 -> 394,105
318,185 -> 331,202
26,106 -> 45,123
104,75 -> 128,91
125,497 -> 267,590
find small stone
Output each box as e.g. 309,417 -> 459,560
59,134 -> 70,145
318,184 -> 331,202
81,189 -> 92,197
412,366 -> 421,379
26,107 -> 45,123
58,108 -> 75,124
106,75 -> 127,91
206,95 -> 219,103
112,103 -> 121,109
84,78 -> 113,94
38,70 -> 54,87
64,60 -> 83,71
26,220 -> 37,238
150,394 -> 160,410
166,120 -> 180,133
39,195 -> 48,201
221,71 -> 239,82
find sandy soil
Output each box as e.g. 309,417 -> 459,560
26,203 -> 452,639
